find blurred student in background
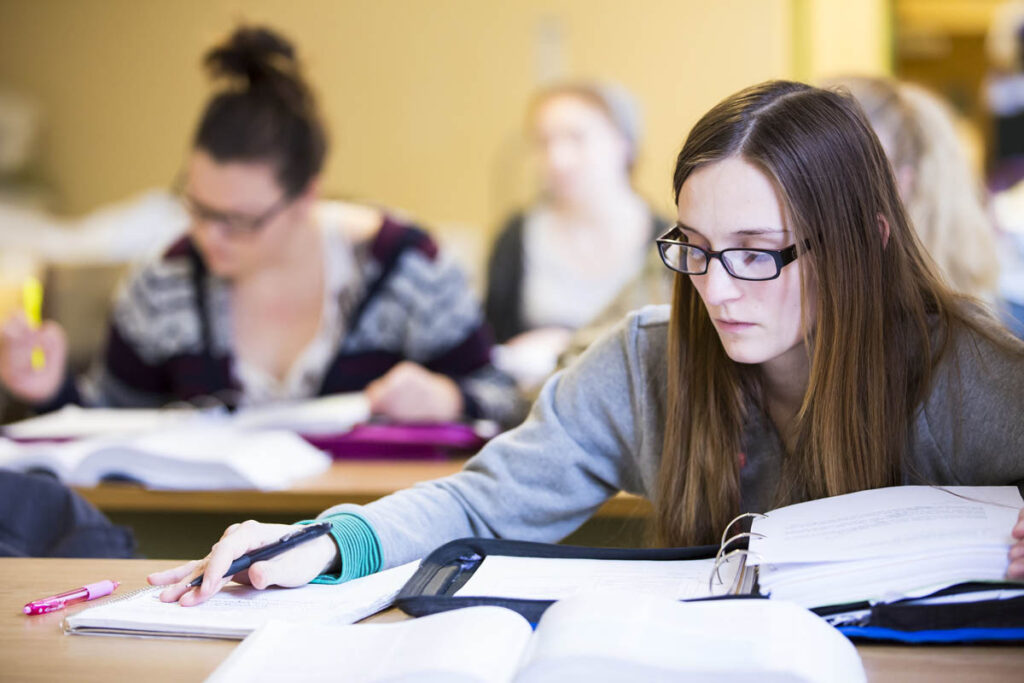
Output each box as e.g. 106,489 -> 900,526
831,77 -> 1012,317
0,26 -> 522,427
484,82 -> 669,390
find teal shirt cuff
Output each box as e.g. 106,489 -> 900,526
297,512 -> 382,585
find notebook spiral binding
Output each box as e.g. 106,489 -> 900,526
707,512 -> 768,596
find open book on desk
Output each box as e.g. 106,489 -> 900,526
63,561 -> 420,639
0,426 -> 330,490
206,593 -> 865,683
3,393 -> 371,441
2,397 -> 490,459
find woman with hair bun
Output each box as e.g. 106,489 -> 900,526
0,26 -> 522,427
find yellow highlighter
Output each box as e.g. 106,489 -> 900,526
21,276 -> 44,370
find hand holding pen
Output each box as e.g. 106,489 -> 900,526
148,521 -> 339,606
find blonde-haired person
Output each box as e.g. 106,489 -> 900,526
150,81 -> 1024,605
831,76 -> 1001,303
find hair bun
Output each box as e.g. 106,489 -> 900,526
204,25 -> 303,97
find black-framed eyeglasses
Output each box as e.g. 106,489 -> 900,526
173,176 -> 294,237
656,225 -> 809,281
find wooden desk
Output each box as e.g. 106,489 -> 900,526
74,460 -> 651,519
71,461 -> 652,558
2,558 -> 1022,682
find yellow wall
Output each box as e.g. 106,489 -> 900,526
0,1 -> 889,254
792,0 -> 891,82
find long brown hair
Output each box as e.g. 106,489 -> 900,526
656,80 -> 1015,547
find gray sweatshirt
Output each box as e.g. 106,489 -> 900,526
323,305 -> 1024,569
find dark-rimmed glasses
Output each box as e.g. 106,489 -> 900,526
174,177 -> 294,238
656,225 -> 809,281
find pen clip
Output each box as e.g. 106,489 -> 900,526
279,520 -> 330,543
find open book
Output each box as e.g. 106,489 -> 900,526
206,593 -> 865,683
1,397 -> 490,459
64,561 -> 420,639
0,426 -> 330,490
2,393 -> 371,441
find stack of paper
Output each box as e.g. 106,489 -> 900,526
750,486 -> 1023,608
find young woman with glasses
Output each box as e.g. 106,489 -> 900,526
150,80 -> 1024,604
0,26 -> 521,427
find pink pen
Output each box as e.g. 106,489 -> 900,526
23,580 -> 120,615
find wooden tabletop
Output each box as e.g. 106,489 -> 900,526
72,459 -> 653,518
2,558 -> 1021,682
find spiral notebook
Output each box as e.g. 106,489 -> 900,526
396,486 -> 1024,642
63,561 -> 420,639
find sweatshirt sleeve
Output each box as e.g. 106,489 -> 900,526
319,312 -> 654,569
911,326 -> 1024,491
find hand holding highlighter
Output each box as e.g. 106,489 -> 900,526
21,276 -> 44,370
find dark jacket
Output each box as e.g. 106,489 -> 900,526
0,471 -> 135,558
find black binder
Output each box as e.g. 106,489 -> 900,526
395,537 -> 743,624
395,537 -> 1024,642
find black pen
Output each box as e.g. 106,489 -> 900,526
188,521 -> 333,588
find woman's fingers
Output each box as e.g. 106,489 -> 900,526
157,561 -> 207,603
147,521 -> 300,605
366,361 -> 462,421
1012,508 -> 1024,540
145,521 -> 338,605
147,560 -> 200,587
246,535 -> 337,590
1008,534 -> 1024,579
219,523 -> 242,541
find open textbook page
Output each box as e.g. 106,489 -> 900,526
515,593 -> 864,683
64,561 -> 420,639
207,607 -> 532,683
205,594 -> 865,683
0,427 -> 330,490
749,485 -> 1024,608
